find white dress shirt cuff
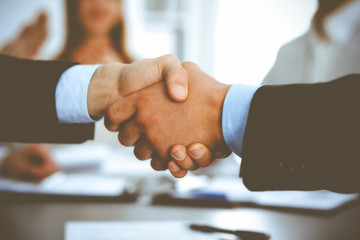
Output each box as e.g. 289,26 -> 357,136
222,84 -> 259,155
55,64 -> 102,123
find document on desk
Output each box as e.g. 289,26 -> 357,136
0,172 -> 127,196
168,177 -> 360,211
65,221 -> 219,240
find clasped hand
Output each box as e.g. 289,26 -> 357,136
101,60 -> 231,178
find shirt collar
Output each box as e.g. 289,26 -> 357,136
324,0 -> 360,45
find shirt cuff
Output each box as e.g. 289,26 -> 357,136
222,84 -> 259,156
55,64 -> 102,123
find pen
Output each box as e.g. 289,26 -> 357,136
189,224 -> 270,240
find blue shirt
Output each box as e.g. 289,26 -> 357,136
55,65 -> 259,154
56,65 -> 101,124
222,84 -> 259,155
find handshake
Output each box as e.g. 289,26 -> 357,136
89,55 -> 232,178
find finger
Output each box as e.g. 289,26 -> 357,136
168,160 -> 188,178
159,55 -> 188,102
150,153 -> 168,171
105,94 -> 137,132
118,118 -> 141,146
187,143 -> 214,167
214,147 -> 232,159
37,12 -> 48,25
181,61 -> 201,72
170,145 -> 199,171
134,137 -> 153,160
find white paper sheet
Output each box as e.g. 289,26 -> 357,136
65,221 -> 220,240
176,177 -> 359,211
0,172 -> 126,196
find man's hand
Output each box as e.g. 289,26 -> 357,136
0,144 -> 60,182
105,62 -> 231,173
168,143 -> 231,178
87,54 -> 188,119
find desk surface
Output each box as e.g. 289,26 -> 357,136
1,196 -> 360,240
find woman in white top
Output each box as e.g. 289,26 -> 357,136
263,0 -> 360,85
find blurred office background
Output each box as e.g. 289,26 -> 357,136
0,0 -> 316,85
3,0 -> 356,209
1,3 -> 360,237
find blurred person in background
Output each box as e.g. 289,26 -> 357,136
263,0 -> 360,85
0,0 -> 134,181
57,0 -> 133,64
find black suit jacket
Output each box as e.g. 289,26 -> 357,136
241,74 -> 360,193
0,55 -> 94,143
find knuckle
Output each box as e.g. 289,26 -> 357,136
118,133 -> 134,147
133,96 -> 148,115
146,128 -> 160,148
184,161 -> 195,170
135,110 -> 155,133
106,107 -> 118,124
134,112 -> 148,127
161,54 -> 179,63
169,65 -> 187,78
136,91 -> 151,105
181,61 -> 196,69
197,157 -> 212,167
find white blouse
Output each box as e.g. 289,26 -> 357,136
263,0 -> 360,85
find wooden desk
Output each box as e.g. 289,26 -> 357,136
1,194 -> 360,240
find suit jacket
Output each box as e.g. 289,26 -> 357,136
241,75 -> 360,193
0,55 -> 94,143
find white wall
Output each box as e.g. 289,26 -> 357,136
127,0 -> 318,85
213,0 -> 317,85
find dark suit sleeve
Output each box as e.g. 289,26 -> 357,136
240,74 -> 360,193
0,55 -> 94,143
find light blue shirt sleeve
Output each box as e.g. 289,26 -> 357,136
222,84 -> 259,156
55,64 -> 102,123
